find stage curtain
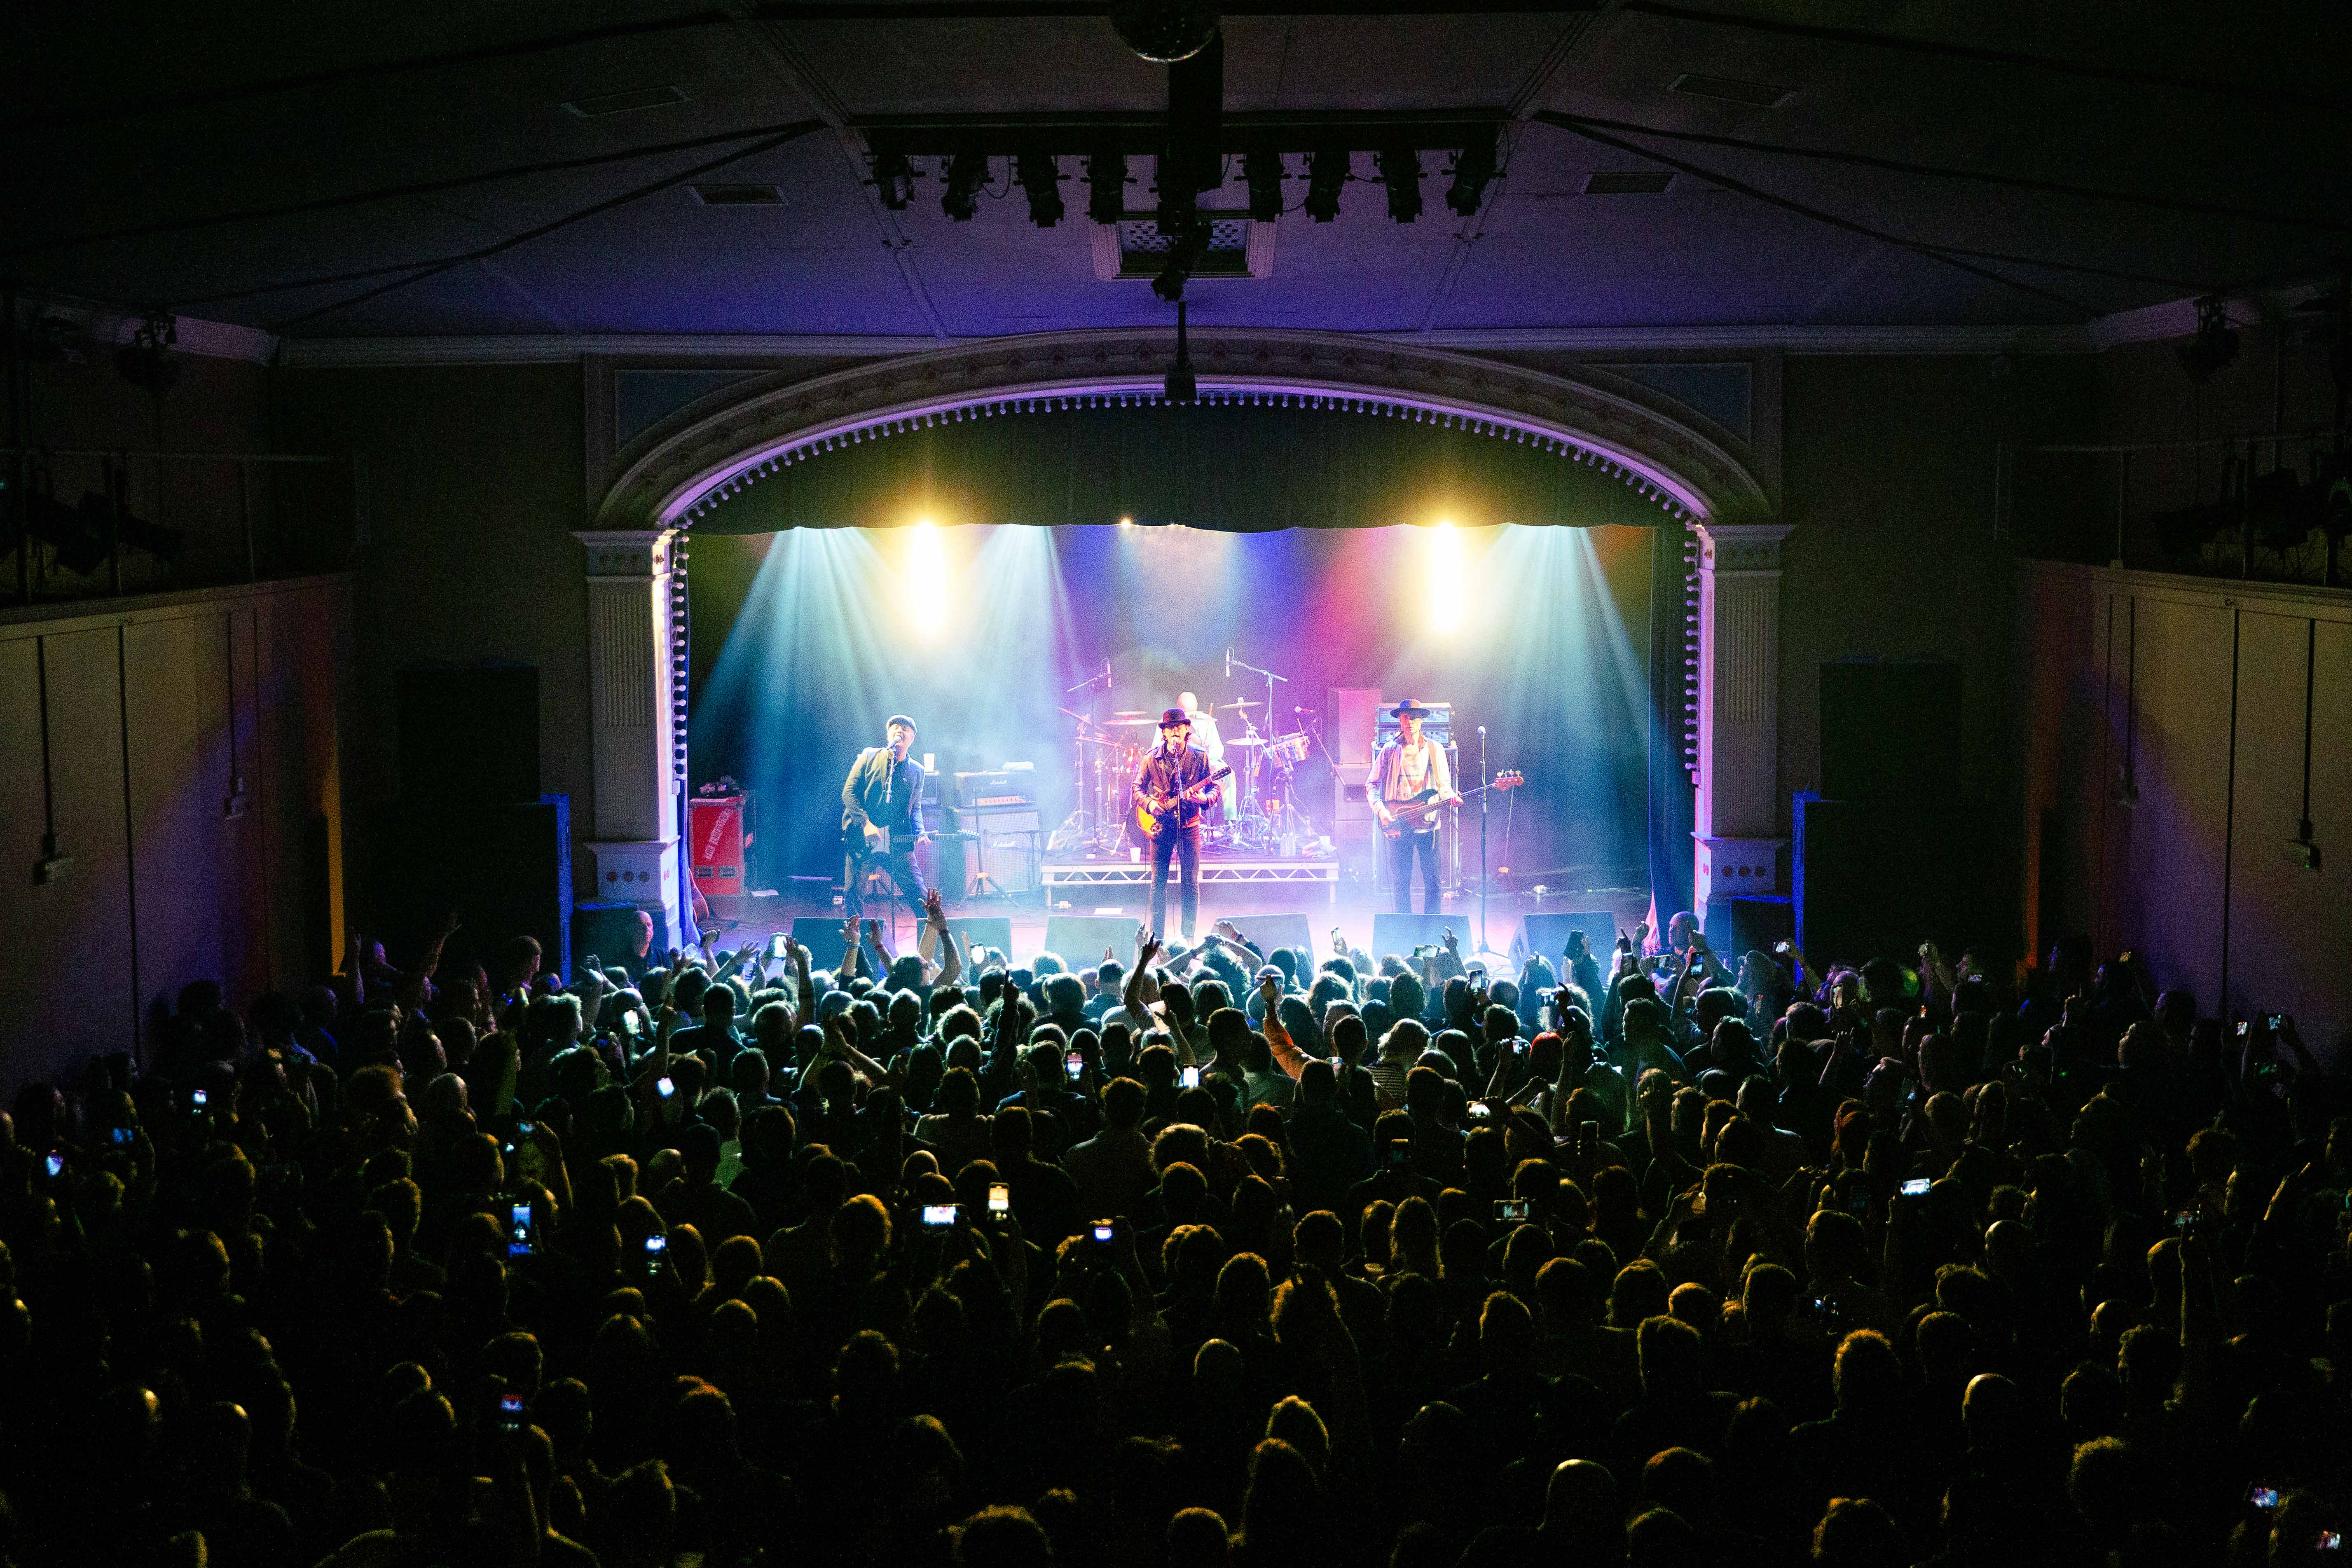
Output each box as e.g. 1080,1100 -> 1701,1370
688,402 -> 1675,534
1645,526 -> 1696,924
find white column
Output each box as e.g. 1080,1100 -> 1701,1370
1692,521 -> 1794,923
575,529 -> 686,950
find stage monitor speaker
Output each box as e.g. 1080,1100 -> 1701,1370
396,662 -> 539,805
942,917 -> 1013,963
1818,658 -> 1961,803
790,917 -> 851,971
1509,910 -> 1621,967
1329,687 -> 1382,767
573,901 -> 655,978
1044,916 -> 1137,966
1225,914 -> 1316,969
1371,912 -> 1462,964
369,795 -> 570,981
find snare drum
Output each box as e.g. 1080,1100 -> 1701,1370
1266,731 -> 1310,765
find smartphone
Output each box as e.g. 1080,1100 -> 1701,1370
517,1120 -> 535,1138
1900,1177 -> 1932,1198
1576,1121 -> 1598,1160
1385,1139 -> 1413,1172
1411,944 -> 1437,960
2248,1485 -> 2282,1510
921,1203 -> 958,1228
1848,1191 -> 1870,1217
656,1077 -> 676,1100
642,1233 -> 667,1274
1065,1051 -> 1084,1081
1495,1198 -> 1531,1223
1774,940 -> 1793,956
44,1152 -> 65,1180
2318,1529 -> 2342,1551
508,1202 -> 536,1258
768,934 -> 791,960
1180,1065 -> 1201,1089
110,1126 -> 134,1147
2171,1208 -> 2198,1236
1090,1220 -> 1116,1245
498,1392 -> 525,1433
988,1182 -> 1011,1218
1469,1103 -> 1492,1121
191,1088 -> 209,1108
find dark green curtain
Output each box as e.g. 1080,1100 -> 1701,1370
690,402 -> 1675,534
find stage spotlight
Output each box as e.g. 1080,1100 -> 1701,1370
1445,129 -> 1497,216
1119,515 -> 1134,526
1305,149 -> 1346,222
870,145 -> 914,210
1109,0 -> 1219,63
1018,149 -> 1065,226
1243,148 -> 1283,221
2177,296 -> 2240,385
941,149 -> 988,222
1380,147 -> 1422,222
1088,143 -> 1127,224
906,519 -> 946,637
1428,520 -> 1462,631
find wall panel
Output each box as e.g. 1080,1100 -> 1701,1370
2226,614 -> 2351,1031
0,577 -> 349,1094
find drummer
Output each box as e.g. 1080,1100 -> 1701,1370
1177,691 -> 1236,818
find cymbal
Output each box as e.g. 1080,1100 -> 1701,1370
1110,710 -> 1151,717
1224,737 -> 1266,748
1223,699 -> 1263,709
1101,716 -> 1158,726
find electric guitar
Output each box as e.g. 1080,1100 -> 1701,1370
1381,770 -> 1523,838
1134,765 -> 1233,838
851,823 -> 977,855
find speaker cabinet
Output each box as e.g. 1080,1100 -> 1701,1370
368,795 -> 571,981
1509,910 -> 1622,967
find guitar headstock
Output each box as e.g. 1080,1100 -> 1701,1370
1493,770 -> 1525,790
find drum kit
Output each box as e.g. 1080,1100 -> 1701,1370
1058,697 -> 1321,855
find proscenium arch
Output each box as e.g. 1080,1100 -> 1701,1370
594,327 -> 1774,530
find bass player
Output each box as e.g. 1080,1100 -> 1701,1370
1367,698 -> 1461,914
1134,706 -> 1221,941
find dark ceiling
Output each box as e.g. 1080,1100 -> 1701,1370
8,1 -> 2349,340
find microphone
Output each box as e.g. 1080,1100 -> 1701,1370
1477,725 -> 1487,737
1224,647 -> 1231,678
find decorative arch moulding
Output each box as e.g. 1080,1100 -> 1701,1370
593,328 -> 1774,532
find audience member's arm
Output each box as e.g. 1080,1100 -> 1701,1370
926,891 -> 962,990
1123,930 -> 1161,1019
1212,920 -> 1262,965
1261,977 -> 1309,1079
835,918 -> 864,987
791,941 -> 817,1023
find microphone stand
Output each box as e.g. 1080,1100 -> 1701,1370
1473,724 -> 1508,968
1227,651 -> 1288,838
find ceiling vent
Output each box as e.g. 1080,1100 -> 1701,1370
1092,213 -> 1273,281
1584,171 -> 1674,195
561,85 -> 693,117
1669,72 -> 1794,108
691,183 -> 783,205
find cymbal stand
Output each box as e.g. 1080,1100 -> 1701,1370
1228,650 -> 1287,843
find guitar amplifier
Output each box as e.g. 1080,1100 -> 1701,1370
1374,701 -> 1455,747
955,769 -> 1039,835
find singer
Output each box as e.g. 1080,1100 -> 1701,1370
1367,698 -> 1459,913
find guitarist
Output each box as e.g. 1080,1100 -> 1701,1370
840,714 -> 929,923
1134,706 -> 1219,941
1367,698 -> 1461,914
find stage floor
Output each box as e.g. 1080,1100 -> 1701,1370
703,876 -> 1651,971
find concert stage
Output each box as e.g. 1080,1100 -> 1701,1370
1041,852 -> 1340,904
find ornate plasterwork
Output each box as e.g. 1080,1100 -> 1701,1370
592,327 -> 1774,529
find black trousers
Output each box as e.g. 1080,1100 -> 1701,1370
845,843 -> 926,922
1148,824 -> 1203,939
1389,826 -> 1442,913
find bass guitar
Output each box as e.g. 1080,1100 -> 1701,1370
1134,764 -> 1233,839
1381,770 -> 1523,838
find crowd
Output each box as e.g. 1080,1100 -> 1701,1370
0,889 -> 2346,1568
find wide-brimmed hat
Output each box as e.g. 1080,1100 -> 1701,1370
1158,707 -> 1191,728
1391,698 -> 1433,718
